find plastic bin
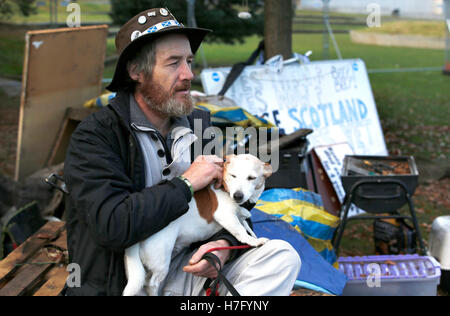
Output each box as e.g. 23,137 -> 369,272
338,254 -> 441,296
429,216 -> 450,292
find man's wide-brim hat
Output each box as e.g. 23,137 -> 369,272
106,8 -> 211,92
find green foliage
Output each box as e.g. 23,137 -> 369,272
360,20 -> 446,37
109,0 -> 264,44
0,0 -> 13,17
0,0 -> 37,19
16,0 -> 37,16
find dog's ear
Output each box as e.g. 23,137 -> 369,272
222,156 -> 233,193
223,155 -> 232,178
263,163 -> 273,178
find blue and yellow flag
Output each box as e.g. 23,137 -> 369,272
195,102 -> 274,129
83,91 -> 116,108
255,188 -> 340,269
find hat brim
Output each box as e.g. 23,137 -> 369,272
106,27 -> 211,92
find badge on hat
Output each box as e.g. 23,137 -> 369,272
138,16 -> 147,24
131,30 -> 142,41
160,8 -> 169,16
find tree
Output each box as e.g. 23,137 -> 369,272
0,0 -> 37,19
109,0 -> 264,44
264,0 -> 293,60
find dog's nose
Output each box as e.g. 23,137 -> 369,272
233,191 -> 244,202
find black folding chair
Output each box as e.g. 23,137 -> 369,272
333,178 -> 427,256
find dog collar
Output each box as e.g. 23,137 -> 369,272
241,201 -> 256,211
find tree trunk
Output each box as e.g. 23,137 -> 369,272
264,0 -> 293,61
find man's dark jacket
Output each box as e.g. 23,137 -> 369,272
63,90 -> 241,296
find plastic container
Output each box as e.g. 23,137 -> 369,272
428,216 -> 450,292
338,254 -> 441,296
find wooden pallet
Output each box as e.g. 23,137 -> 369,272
0,221 -> 68,296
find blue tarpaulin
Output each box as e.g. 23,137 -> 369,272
251,209 -> 348,296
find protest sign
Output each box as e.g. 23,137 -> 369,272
201,59 -> 388,156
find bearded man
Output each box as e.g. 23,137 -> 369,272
63,8 -> 300,296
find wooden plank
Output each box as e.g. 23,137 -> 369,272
306,150 -> 341,216
33,265 -> 68,296
0,221 -> 65,282
15,25 -> 108,180
46,109 -> 72,167
47,229 -> 67,251
0,249 -> 55,296
0,222 -> 67,296
47,107 -> 98,166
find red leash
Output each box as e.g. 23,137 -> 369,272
203,245 -> 253,296
204,245 -> 252,254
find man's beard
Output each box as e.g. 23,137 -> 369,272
138,78 -> 194,118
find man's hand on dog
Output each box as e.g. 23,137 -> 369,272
182,155 -> 224,191
181,155 -> 228,278
182,239 -> 231,279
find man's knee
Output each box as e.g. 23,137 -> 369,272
262,239 -> 301,274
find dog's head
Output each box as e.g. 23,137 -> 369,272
222,154 -> 272,205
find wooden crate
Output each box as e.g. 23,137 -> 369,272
0,221 -> 68,296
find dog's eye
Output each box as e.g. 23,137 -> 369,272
247,176 -> 256,181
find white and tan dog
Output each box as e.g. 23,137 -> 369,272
123,154 -> 272,296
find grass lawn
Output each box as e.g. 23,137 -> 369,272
360,20 -> 446,37
0,27 -> 27,78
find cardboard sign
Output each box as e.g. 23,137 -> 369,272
201,59 -> 388,156
313,143 -> 365,217
15,25 -> 108,180
305,150 -> 342,217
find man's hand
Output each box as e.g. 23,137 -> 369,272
182,239 -> 231,279
182,155 -> 224,191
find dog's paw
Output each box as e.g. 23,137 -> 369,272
246,237 -> 269,247
256,237 -> 269,246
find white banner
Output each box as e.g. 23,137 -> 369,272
201,59 -> 388,156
